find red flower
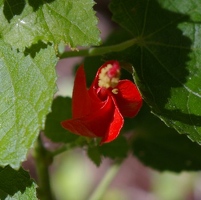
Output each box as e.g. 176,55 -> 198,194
61,60 -> 142,144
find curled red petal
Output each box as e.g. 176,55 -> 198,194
100,99 -> 124,144
62,61 -> 141,144
115,80 -> 143,117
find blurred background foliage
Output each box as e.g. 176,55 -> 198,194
49,149 -> 200,200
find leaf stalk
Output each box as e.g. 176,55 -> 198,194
59,38 -> 138,59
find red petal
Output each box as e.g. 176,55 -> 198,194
115,80 -> 143,117
61,96 -> 116,139
61,118 -> 97,138
72,66 -> 89,118
100,99 -> 124,144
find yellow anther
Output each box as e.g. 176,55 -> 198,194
98,63 -> 120,89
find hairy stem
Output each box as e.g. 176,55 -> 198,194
88,162 -> 121,200
34,135 -> 55,200
60,38 -> 138,59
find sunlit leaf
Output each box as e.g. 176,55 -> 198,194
0,0 -> 100,50
0,40 -> 57,168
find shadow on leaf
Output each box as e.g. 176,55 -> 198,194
28,0 -> 55,11
24,40 -> 51,58
131,103 -> 201,172
3,0 -> 25,22
0,166 -> 34,199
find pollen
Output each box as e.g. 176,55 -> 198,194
98,62 -> 120,89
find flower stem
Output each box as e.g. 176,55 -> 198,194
60,38 -> 138,59
88,162 -> 121,200
34,135 -> 55,200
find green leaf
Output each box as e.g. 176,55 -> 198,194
109,0 -> 201,143
44,96 -> 79,143
99,136 -> 129,159
132,103 -> 201,172
87,146 -> 102,166
0,0 -> 100,50
0,40 -> 57,168
86,135 -> 128,166
0,166 -> 37,199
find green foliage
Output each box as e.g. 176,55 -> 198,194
87,146 -> 102,166
99,136 -> 129,159
0,166 -> 37,199
109,0 -> 201,143
87,136 -> 129,166
0,40 -> 57,169
44,96 -> 78,143
0,0 -> 100,50
0,0 -> 101,197
3,0 -> 201,198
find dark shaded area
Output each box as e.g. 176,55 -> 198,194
0,166 -> 34,199
94,0 -> 115,24
131,103 -> 201,172
28,0 -> 55,11
3,0 -> 25,22
24,40 -> 51,58
3,0 -> 56,22
158,108 -> 201,127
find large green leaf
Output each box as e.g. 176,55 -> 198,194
0,40 -> 57,168
109,0 -> 201,143
0,0 -> 100,50
0,166 -> 37,200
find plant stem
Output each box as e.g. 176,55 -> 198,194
34,135 -> 55,200
60,38 -> 139,59
88,162 -> 121,200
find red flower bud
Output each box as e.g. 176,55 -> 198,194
61,60 -> 142,144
